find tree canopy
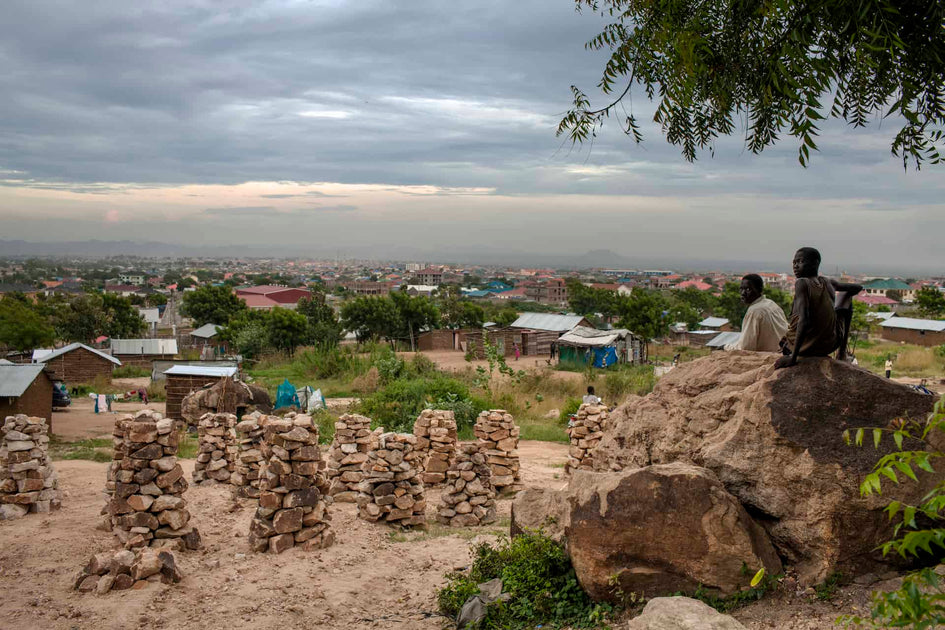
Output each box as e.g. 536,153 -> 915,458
181,285 -> 248,327
915,286 -> 945,318
559,0 -> 945,167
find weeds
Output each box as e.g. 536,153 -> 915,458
814,572 -> 843,601
49,437 -> 113,463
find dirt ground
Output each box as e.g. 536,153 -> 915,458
52,398 -> 167,442
0,431 -> 889,630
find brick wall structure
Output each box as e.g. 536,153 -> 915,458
0,371 -> 53,430
42,347 -> 115,383
165,375 -> 224,421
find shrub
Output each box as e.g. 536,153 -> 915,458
559,397 -> 582,424
602,365 -> 656,404
433,392 -> 488,432
351,367 -> 381,394
311,409 -> 337,444
359,376 -> 472,432
436,532 -> 611,628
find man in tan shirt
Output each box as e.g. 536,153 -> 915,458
726,274 -> 788,352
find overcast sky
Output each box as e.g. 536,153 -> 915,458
1,0 -> 942,273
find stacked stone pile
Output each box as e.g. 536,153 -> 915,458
326,413 -> 374,502
438,444 -> 497,527
0,415 -> 61,520
413,409 -> 457,486
74,547 -> 182,594
104,410 -> 201,550
357,432 -> 426,526
565,404 -> 610,473
232,412 -> 266,498
248,414 -> 334,553
192,412 -> 238,484
474,409 -> 522,493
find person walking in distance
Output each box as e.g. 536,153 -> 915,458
885,357 -> 893,379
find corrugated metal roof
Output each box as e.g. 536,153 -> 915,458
699,317 -> 730,328
0,365 -> 45,397
880,317 -> 945,332
111,339 -> 178,355
707,332 -> 742,348
558,327 -> 633,348
510,312 -> 586,332
32,348 -> 53,361
864,278 -> 912,290
164,365 -> 238,377
38,343 -> 121,366
0,359 -> 13,365
190,323 -> 222,338
137,308 -> 161,324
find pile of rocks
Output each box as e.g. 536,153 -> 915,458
232,412 -> 266,498
357,432 -> 426,526
104,410 -> 201,550
192,412 -> 238,484
474,409 -> 522,493
74,548 -> 182,594
438,444 -> 497,527
413,409 -> 457,486
249,414 -> 334,553
326,414 -> 374,502
565,404 -> 610,473
0,415 -> 61,520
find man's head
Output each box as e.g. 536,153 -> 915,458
792,247 -> 821,278
587,386 -> 595,395
740,274 -> 764,305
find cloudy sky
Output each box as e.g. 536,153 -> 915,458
1,0 -> 942,273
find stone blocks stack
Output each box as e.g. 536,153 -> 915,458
474,409 -> 522,493
73,548 -> 182,594
104,410 -> 200,550
326,413 -> 374,502
249,414 -> 334,553
357,433 -> 426,526
0,415 -> 61,520
192,412 -> 238,484
413,409 -> 457,486
438,444 -> 497,527
566,404 -> 609,473
232,413 -> 266,498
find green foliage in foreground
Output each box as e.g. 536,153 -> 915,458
437,532 -> 613,629
359,375 -> 480,433
841,396 -> 945,629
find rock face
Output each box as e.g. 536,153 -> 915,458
591,352 -> 939,584
0,415 -> 61,519
627,597 -> 747,630
181,377 -> 272,425
565,404 -> 609,473
568,465 -> 782,600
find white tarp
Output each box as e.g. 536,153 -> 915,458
557,327 -> 631,348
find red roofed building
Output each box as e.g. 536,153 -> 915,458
235,285 -> 310,310
855,294 -> 898,307
675,280 -> 713,291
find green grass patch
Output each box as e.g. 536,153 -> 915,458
437,531 -> 614,628
177,433 -> 198,459
49,437 -> 113,463
519,421 -> 569,443
112,365 -> 152,378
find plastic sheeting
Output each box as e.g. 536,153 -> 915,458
591,347 -> 618,368
275,378 -> 300,409
296,386 -> 327,413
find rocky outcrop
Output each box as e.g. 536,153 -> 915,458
626,597 -> 746,630
509,488 -> 569,544
537,465 -> 782,600
591,352 -> 939,584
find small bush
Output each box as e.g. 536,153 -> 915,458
146,380 -> 167,402
359,375 -> 472,432
559,397 -> 582,424
311,408 -> 337,444
351,367 -> 380,394
436,532 -> 611,628
602,366 -> 655,404
434,392 -> 488,432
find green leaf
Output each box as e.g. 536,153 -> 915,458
750,568 -> 765,587
855,428 -> 864,446
873,428 -> 882,448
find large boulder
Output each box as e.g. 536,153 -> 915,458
181,377 -> 272,424
509,487 -> 569,544
627,597 -> 746,630
566,464 -> 782,600
592,352 -> 939,584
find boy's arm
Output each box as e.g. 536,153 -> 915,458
775,279 -> 809,369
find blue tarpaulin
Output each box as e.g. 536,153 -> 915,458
592,347 -> 618,368
275,378 -> 300,409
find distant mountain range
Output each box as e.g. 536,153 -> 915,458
0,239 -> 936,275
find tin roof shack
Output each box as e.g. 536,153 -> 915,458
464,328 -> 560,359
0,365 -> 53,431
417,329 -> 473,352
880,317 -> 945,347
164,365 -> 239,421
556,327 -> 647,367
698,317 -> 732,332
110,338 -> 179,369
707,331 -> 743,350
37,343 -> 121,384
509,313 -> 592,333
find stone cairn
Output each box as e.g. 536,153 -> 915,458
74,547 -> 182,594
413,409 -> 457,486
0,415 -> 61,520
104,410 -> 200,550
438,444 -> 497,527
326,413 -> 374,502
565,404 -> 610,473
249,413 -> 334,553
357,432 -> 426,527
192,412 -> 238,484
474,409 -> 522,493
232,412 -> 266,498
